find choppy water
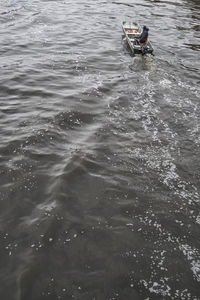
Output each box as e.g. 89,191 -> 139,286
0,0 -> 200,299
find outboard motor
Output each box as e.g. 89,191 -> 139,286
141,46 -> 148,56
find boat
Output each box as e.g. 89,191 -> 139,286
122,21 -> 154,55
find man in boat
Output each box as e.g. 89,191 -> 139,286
136,26 -> 149,45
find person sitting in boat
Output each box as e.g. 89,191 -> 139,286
137,26 -> 149,45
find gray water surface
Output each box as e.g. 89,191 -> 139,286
0,0 -> 200,299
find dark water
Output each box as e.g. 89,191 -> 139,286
0,0 -> 200,299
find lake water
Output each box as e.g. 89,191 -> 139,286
0,0 -> 200,299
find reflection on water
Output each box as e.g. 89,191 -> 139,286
0,0 -> 200,299
185,43 -> 200,51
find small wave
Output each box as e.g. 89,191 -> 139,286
53,111 -> 96,130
